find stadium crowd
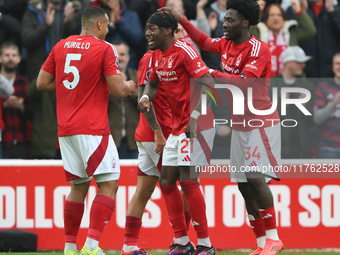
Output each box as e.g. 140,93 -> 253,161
0,0 -> 339,160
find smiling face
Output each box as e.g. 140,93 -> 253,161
145,23 -> 166,51
223,9 -> 244,42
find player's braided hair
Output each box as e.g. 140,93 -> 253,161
147,12 -> 178,36
226,0 -> 260,26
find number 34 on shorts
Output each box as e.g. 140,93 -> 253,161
245,146 -> 261,161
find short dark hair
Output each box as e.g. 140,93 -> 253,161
262,4 -> 287,25
0,41 -> 19,55
147,12 -> 178,35
81,6 -> 106,25
226,0 -> 260,26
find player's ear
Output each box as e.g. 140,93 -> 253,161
242,20 -> 249,29
164,27 -> 172,36
97,19 -> 103,30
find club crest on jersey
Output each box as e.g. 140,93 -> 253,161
236,54 -> 242,66
211,38 -> 221,43
168,56 -> 173,68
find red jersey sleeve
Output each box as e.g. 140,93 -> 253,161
242,41 -> 271,78
177,41 -> 209,78
180,17 -> 223,54
137,51 -> 152,86
41,45 -> 57,76
103,43 -> 121,77
149,51 -> 160,82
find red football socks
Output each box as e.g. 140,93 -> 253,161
259,206 -> 277,230
124,216 -> 142,246
180,181 -> 209,238
64,200 -> 84,243
88,195 -> 115,241
160,184 -> 187,238
249,218 -> 266,238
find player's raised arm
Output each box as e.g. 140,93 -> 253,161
159,6 -> 216,53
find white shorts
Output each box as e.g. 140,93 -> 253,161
136,141 -> 161,177
230,124 -> 281,183
162,128 -> 215,167
59,134 -> 120,183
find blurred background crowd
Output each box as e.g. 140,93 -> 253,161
0,0 -> 339,160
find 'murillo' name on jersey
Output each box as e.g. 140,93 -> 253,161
63,41 -> 91,49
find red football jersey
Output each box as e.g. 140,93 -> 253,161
135,51 -> 172,142
208,35 -> 280,131
41,35 -> 121,136
149,40 -> 214,136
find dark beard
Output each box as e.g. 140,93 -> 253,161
4,65 -> 16,73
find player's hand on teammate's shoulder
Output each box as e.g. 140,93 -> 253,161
154,130 -> 166,154
125,80 -> 136,95
158,6 -> 184,22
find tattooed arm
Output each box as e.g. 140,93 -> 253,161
138,85 -> 166,154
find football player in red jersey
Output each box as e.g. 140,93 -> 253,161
138,11 -> 216,255
121,25 -> 198,255
161,0 -> 284,254
37,6 -> 136,255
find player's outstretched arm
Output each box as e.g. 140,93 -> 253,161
159,6 -> 214,53
37,69 -> 56,92
106,74 -> 136,98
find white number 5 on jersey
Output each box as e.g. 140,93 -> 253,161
63,53 -> 81,89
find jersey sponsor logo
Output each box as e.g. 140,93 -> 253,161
245,63 -> 258,70
156,70 -> 178,81
194,65 -> 207,74
211,38 -> 221,43
222,62 -> 240,74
